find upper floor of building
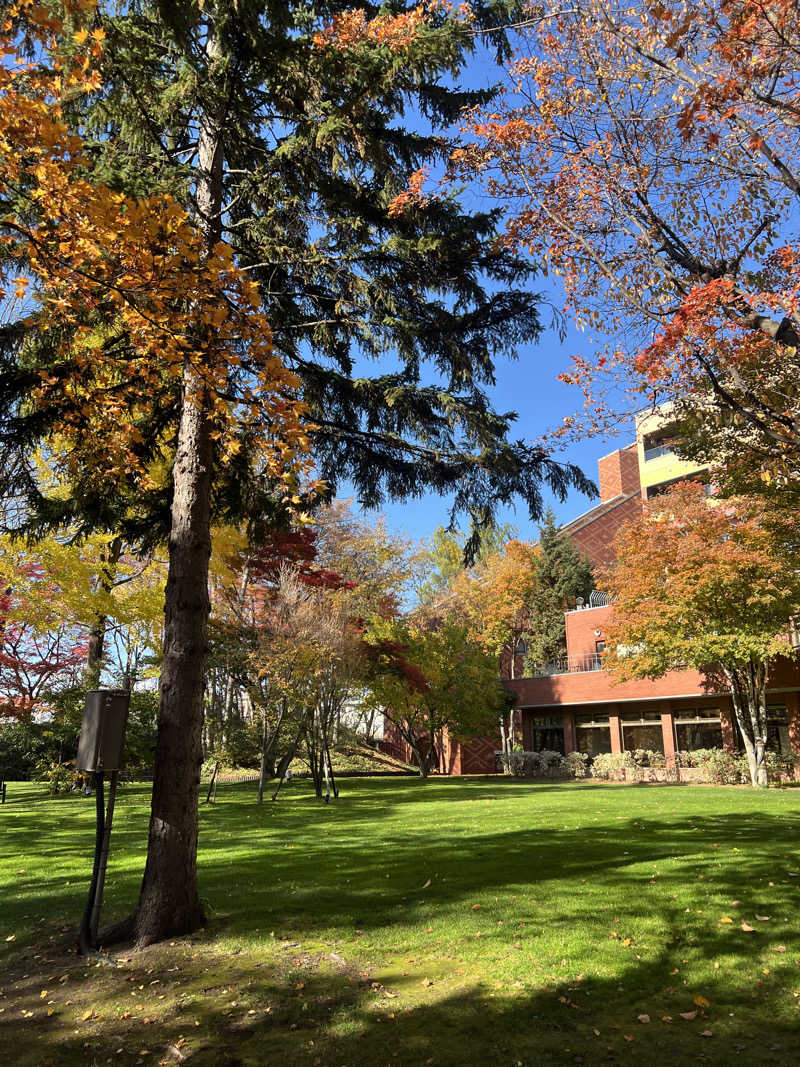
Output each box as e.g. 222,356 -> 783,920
561,405 -> 711,569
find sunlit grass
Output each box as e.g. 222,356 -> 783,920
1,777 -> 799,1065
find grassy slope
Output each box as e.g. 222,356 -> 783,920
1,777 -> 799,1066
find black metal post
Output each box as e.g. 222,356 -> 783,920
89,770 -> 119,945
78,772 -> 105,955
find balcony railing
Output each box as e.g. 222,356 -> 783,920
529,653 -> 604,677
643,442 -> 675,461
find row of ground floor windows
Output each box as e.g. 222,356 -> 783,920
530,706 -> 793,758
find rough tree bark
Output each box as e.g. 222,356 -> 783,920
127,20 -> 226,945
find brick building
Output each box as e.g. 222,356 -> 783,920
560,445 -> 643,568
383,415 -> 800,774
507,600 -> 800,769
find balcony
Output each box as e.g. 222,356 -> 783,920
529,653 -> 604,677
643,442 -> 676,462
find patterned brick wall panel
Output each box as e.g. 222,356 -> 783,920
459,734 -> 501,774
567,494 -> 643,569
598,447 -> 641,502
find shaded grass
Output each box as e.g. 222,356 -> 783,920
1,776 -> 799,1065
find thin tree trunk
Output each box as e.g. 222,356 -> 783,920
85,536 -> 123,687
128,20 -> 225,946
221,561 -> 251,745
257,701 -> 283,804
322,737 -> 332,802
725,664 -> 769,788
325,738 -> 338,799
748,658 -> 769,788
257,710 -> 269,805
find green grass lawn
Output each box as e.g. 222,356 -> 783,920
1,777 -> 799,1066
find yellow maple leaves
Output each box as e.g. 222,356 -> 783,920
0,0 -> 313,498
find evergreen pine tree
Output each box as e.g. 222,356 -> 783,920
1,1 -> 594,944
526,509 -> 594,670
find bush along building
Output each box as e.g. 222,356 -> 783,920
384,407 -> 800,779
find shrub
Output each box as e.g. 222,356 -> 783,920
201,753 -> 236,778
500,749 -> 567,777
630,748 -> 666,768
676,748 -> 793,784
590,751 -> 635,779
35,759 -> 80,796
561,751 -> 589,778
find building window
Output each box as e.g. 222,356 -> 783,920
642,430 -> 677,461
620,710 -> 664,753
575,712 -> 611,757
673,707 -> 722,752
730,706 -> 792,755
530,715 -> 564,754
767,706 -> 791,756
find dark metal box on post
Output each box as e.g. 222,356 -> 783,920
76,690 -> 130,954
77,690 -> 130,773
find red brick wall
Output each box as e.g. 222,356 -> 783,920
457,735 -> 501,774
507,666 -> 725,707
565,604 -> 611,659
380,720 -> 413,764
567,493 -> 643,569
598,446 -> 641,502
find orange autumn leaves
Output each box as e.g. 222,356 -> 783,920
313,1 -> 473,52
445,0 -> 800,442
313,6 -> 427,50
0,0 -> 310,490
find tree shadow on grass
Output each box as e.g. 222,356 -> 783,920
2,781 -> 799,1066
1,921 -> 797,1067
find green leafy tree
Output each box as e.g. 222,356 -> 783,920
365,616 -> 507,777
416,523 -> 518,606
0,1 -> 592,945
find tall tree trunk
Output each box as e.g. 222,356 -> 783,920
129,19 -> 225,945
85,536 -> 123,688
132,368 -> 214,943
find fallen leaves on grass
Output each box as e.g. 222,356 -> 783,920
637,1013 -> 650,1024
741,921 -> 755,932
693,995 -> 710,1008
719,916 -> 733,924
679,1011 -> 698,1020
